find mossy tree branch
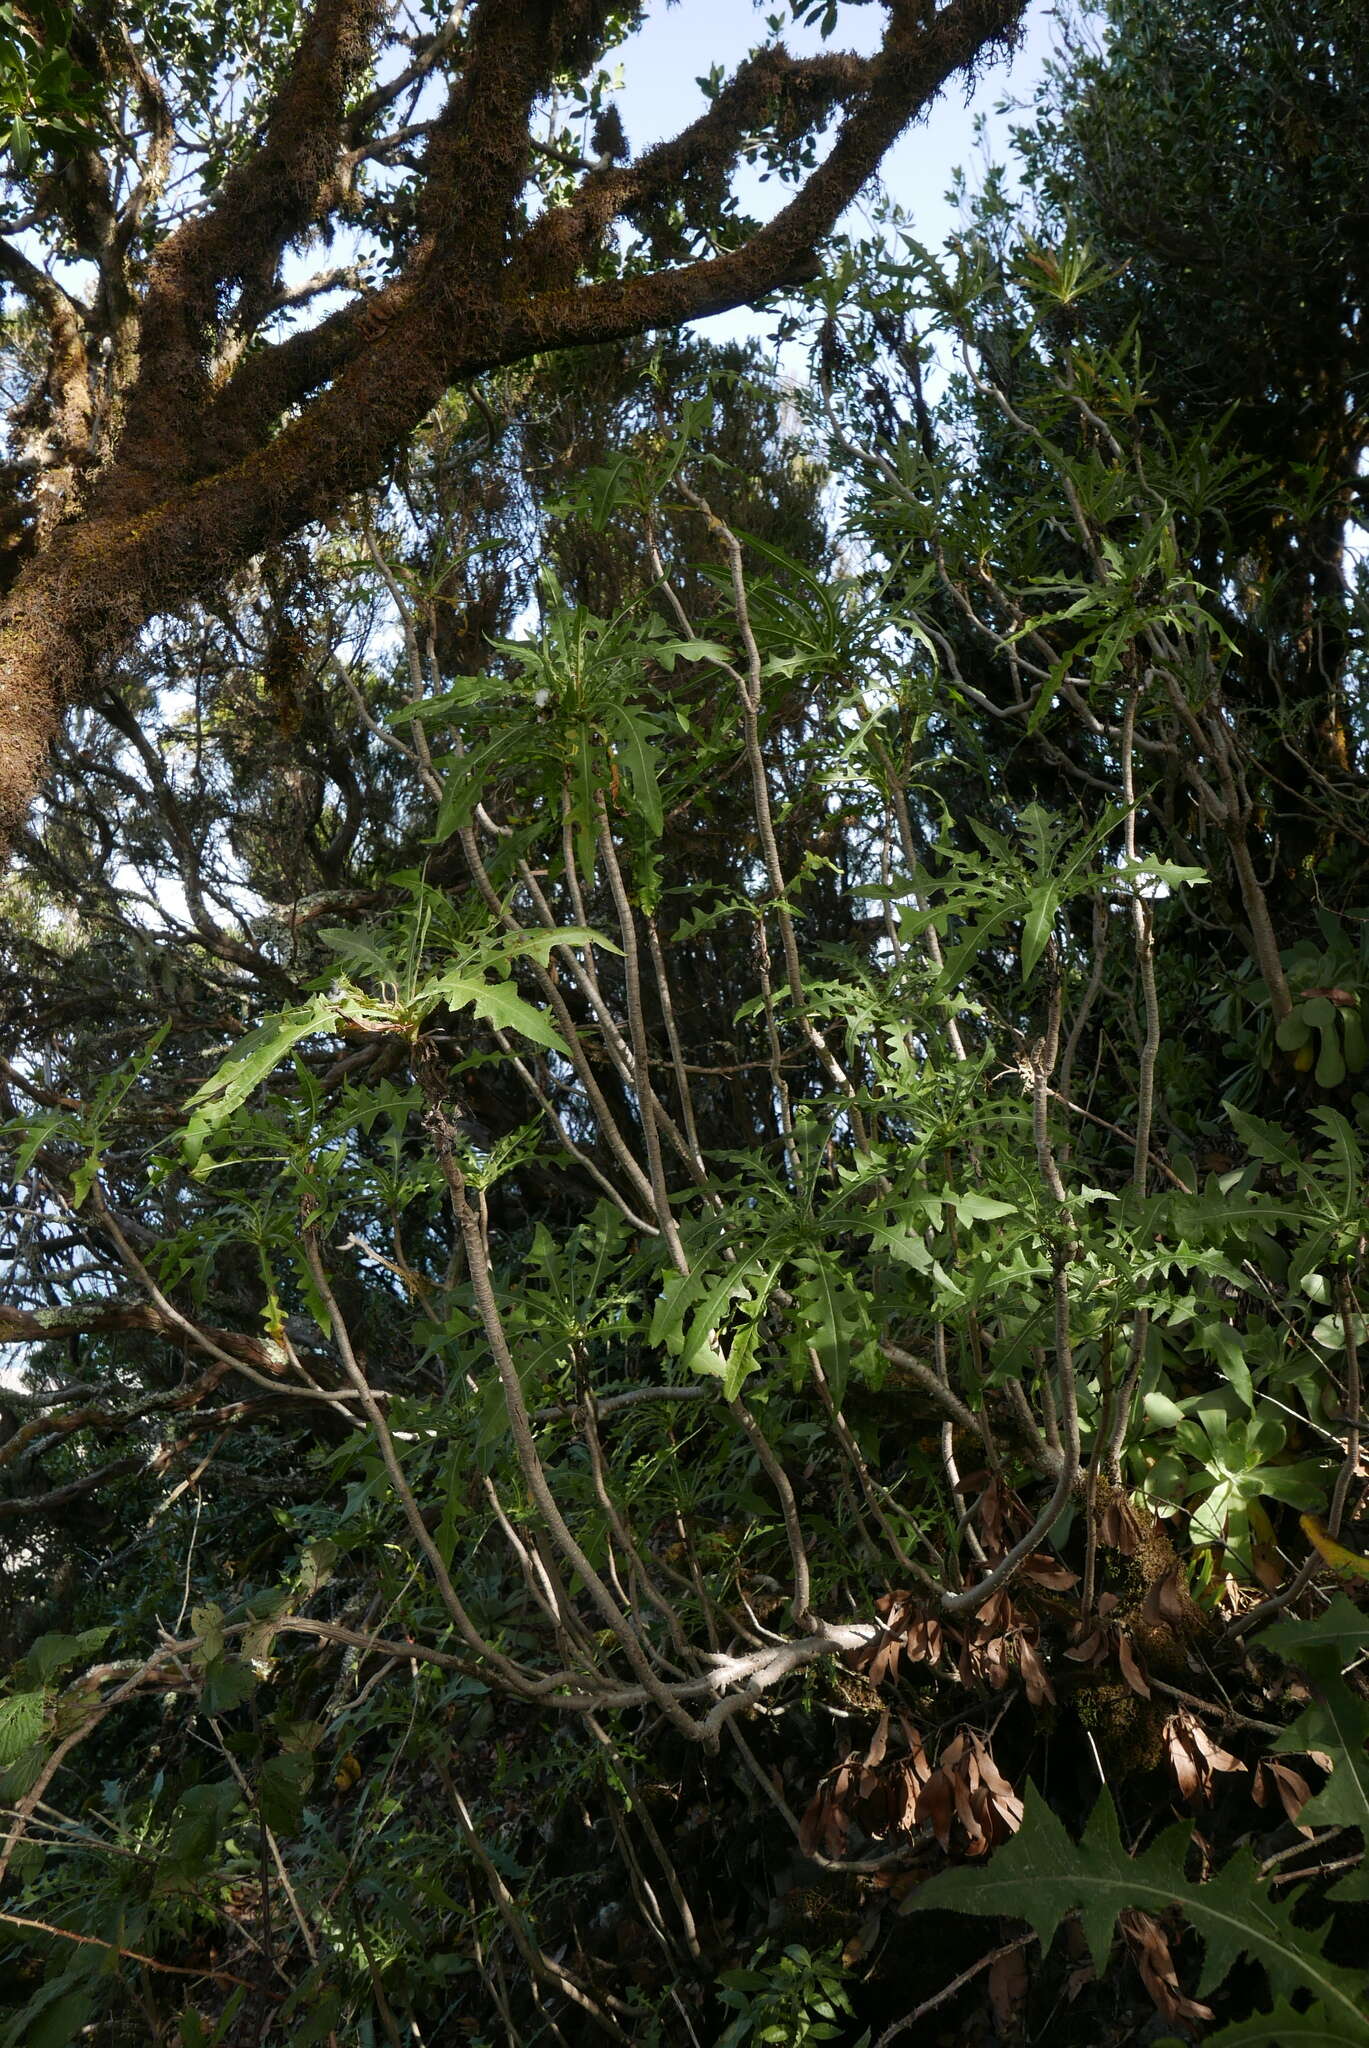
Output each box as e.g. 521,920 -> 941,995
0,0 -> 1025,848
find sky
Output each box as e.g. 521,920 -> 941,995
605,0 -> 1065,347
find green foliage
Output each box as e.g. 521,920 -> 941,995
714,1944 -> 867,2047
0,1 -> 99,168
906,1787 -> 1369,2045
6,8 -> 1369,2041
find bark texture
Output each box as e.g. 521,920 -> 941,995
0,0 -> 1025,848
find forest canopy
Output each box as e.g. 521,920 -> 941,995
2,2 -> 1369,2043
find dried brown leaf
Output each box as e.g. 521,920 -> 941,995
916,1768 -> 954,1852
1099,1498 -> 1145,1554
1017,1635 -> 1055,1706
1120,1908 -> 1214,2026
1142,1566 -> 1191,1630
988,1942 -> 1030,2032
1187,1720 -> 1245,1776
1116,1630 -> 1152,1700
1255,1757 -> 1314,1833
1164,1715 -> 1201,1805
798,1789 -> 826,1859
887,1759 -> 921,1834
865,1711 -> 890,1771
1019,1550 -> 1079,1590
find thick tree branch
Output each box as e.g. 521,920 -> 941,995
509,45 -> 875,292
0,240 -> 91,472
0,0 -> 1025,850
512,0 -> 1026,356
0,1300 -> 290,1376
109,0 -> 388,506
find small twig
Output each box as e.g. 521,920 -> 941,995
0,1908 -> 266,1990
875,1936 -> 1032,2044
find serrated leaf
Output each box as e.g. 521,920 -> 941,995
1224,1103 -> 1301,1169
182,994 -> 338,1155
902,1788 -> 1369,2035
258,1751 -> 313,1836
1198,1321 -> 1253,1410
1114,858 -> 1208,889
0,1692 -> 45,1766
427,735 -> 511,839
722,1319 -> 762,1402
1021,881 -> 1060,981
313,926 -> 400,978
1271,1651 -> 1369,1832
11,1109 -> 66,1180
1264,1593 -> 1369,1664
610,705 -> 663,835
23,1625 -> 110,1685
866,1221 -> 935,1272
199,1656 -> 258,1716
423,970 -> 568,1054
647,636 -> 734,671
953,1190 -> 1017,1222
0,1740 -> 47,1802
1158,2003 -> 1368,2047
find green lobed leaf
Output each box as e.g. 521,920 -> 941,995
1155,2004 -> 1369,2047
902,1788 -> 1369,2035
609,705 -> 664,835
1264,1594 -> 1369,1665
423,970 -> 569,1054
1270,1651 -> 1369,1833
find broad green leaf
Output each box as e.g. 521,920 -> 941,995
199,1656 -> 258,1716
0,1740 -> 46,1801
1265,1595 -> 1369,1665
2,1982 -> 95,2048
1143,1390 -> 1186,1429
162,1780 -> 241,1879
424,970 -> 568,1054
0,1691 -> 45,1766
258,1751 -> 313,1836
1158,2003 -> 1367,2047
23,1625 -> 110,1685
1021,881 -> 1059,981
191,1604 -> 225,1665
903,1789 -> 1369,2034
952,1190 -> 1017,1222
1271,1651 -> 1369,1832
